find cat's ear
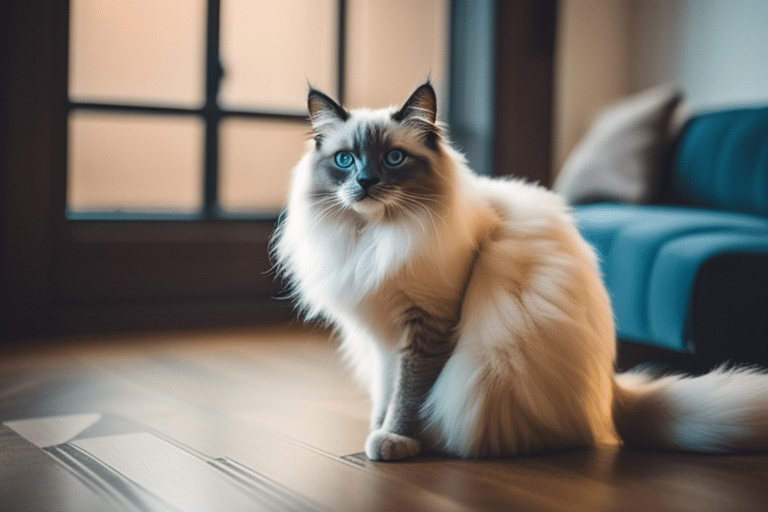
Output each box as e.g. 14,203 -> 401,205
307,89 -> 348,147
308,89 -> 349,126
393,83 -> 440,148
393,83 -> 437,125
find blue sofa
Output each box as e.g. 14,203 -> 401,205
573,105 -> 768,368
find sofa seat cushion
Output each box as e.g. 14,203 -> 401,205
573,203 -> 768,351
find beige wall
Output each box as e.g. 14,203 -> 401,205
553,0 -> 768,180
629,0 -> 768,111
552,0 -> 633,179
345,0 -> 448,110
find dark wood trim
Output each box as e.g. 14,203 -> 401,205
336,0 -> 347,105
68,101 -> 309,122
0,1 -> 293,342
1,1 -> 68,341
50,220 -> 291,337
202,0 -> 223,218
493,0 -> 557,185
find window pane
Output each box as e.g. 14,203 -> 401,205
219,0 -> 337,112
68,111 -> 203,213
346,0 -> 449,109
219,119 -> 310,213
69,0 -> 206,106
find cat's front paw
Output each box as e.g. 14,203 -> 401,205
365,429 -> 421,461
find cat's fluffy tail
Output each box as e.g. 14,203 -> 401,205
613,365 -> 768,452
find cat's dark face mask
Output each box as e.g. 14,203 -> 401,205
305,84 -> 447,223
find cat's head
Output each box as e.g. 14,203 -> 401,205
301,83 -> 452,224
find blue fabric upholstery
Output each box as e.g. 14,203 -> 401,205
574,204 -> 768,351
573,105 -> 768,360
671,105 -> 768,216
647,230 -> 768,350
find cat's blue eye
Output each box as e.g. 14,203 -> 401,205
383,149 -> 405,167
335,151 -> 355,169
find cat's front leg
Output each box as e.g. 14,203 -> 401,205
365,314 -> 455,461
369,354 -> 395,430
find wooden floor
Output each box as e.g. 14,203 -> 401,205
2,324 -> 767,512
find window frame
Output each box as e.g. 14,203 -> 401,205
68,0 -> 347,221
3,0 -> 338,338
57,0 -> 351,333
52,0 -> 345,334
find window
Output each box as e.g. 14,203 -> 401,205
1,0 -> 555,340
67,0 -> 342,219
0,0 -> 450,337
66,0 -> 450,220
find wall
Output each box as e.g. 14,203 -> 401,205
552,0 -> 632,176
553,0 -> 768,178
630,0 -> 768,111
346,0 -> 448,110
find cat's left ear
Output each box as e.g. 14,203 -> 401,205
308,89 -> 349,125
307,89 -> 349,146
393,83 -> 438,125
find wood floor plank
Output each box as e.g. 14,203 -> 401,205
131,409 -> 467,512
0,424 -> 115,512
2,324 -> 768,512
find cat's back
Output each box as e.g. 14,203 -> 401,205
426,173 -> 618,457
458,171 -> 612,352
464,174 -> 581,249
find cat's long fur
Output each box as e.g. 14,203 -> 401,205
272,83 -> 768,460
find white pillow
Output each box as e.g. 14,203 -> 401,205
553,86 -> 683,204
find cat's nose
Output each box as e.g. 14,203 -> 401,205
357,176 -> 380,191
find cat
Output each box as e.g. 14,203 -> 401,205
271,82 -> 768,460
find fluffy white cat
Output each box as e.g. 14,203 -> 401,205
272,83 -> 768,460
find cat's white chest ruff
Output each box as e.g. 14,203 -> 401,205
291,217 -> 418,320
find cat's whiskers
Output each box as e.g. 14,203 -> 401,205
391,190 -> 446,236
306,194 -> 348,236
391,199 -> 433,238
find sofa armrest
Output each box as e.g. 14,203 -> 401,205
689,251 -> 768,367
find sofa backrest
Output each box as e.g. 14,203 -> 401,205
670,105 -> 768,217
